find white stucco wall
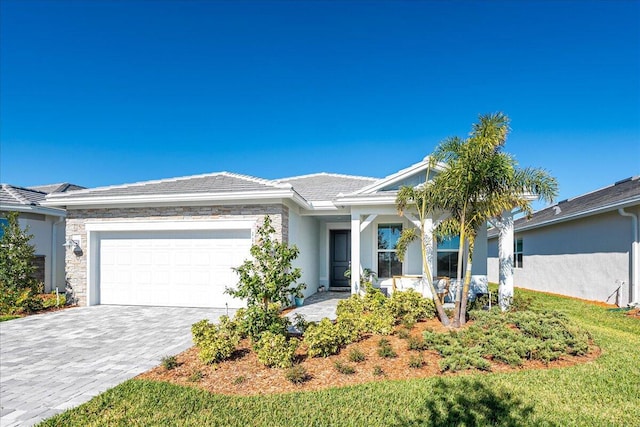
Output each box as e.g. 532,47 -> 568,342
288,211 -> 319,298
488,209 -> 637,306
18,214 -> 65,292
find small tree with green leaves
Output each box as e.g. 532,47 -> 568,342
0,212 -> 43,314
226,215 -> 305,314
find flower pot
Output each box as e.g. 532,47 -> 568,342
294,297 -> 305,307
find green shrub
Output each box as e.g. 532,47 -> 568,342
407,335 -> 428,351
304,318 -> 347,357
423,309 -> 591,371
364,307 -> 395,335
362,282 -> 387,311
388,289 -> 435,323
41,292 -> 66,309
191,319 -> 240,364
0,212 -> 44,315
336,290 -> 394,336
348,347 -> 366,363
396,328 -> 411,339
440,351 -> 492,372
335,309 -> 366,343
377,338 -> 397,358
334,361 -> 356,375
336,294 -> 366,318
292,313 -> 309,333
234,304 -> 290,341
401,314 -> 417,329
233,375 -> 247,385
188,369 -> 203,382
408,353 -> 425,368
254,331 -> 299,368
373,365 -> 384,376
161,355 -> 178,370
284,365 -> 310,384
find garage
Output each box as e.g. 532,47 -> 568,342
96,228 -> 251,308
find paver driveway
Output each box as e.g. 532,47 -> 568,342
0,305 -> 229,427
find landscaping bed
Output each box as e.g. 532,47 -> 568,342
139,310 -> 598,396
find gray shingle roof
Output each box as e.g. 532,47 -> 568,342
0,185 -> 48,206
488,176 -> 640,237
45,172 -> 290,201
28,183 -> 85,194
276,173 -> 376,201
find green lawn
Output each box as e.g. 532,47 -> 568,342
40,289 -> 640,426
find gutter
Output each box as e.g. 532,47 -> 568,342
619,208 -> 639,306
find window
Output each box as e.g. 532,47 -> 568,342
377,224 -> 402,278
0,218 -> 8,239
436,235 -> 460,278
514,237 -> 523,268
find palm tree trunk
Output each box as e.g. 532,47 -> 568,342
452,211 -> 466,328
421,226 -> 450,326
458,235 -> 475,325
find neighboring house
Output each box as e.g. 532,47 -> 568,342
0,183 -> 84,293
487,176 -> 640,307
42,157 -> 488,308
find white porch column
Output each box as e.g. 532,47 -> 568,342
497,211 -> 514,311
350,214 -> 361,294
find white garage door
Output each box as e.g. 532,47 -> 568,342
98,229 -> 251,308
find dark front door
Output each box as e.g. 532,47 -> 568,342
330,230 -> 351,288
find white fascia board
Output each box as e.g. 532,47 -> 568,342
335,195 -> 398,206
85,219 -> 256,232
0,204 -> 66,218
515,197 -> 640,233
308,200 -> 338,210
43,189 -> 312,210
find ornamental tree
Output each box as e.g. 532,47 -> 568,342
0,211 -> 43,313
226,215 -> 304,312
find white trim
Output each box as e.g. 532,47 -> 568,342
43,189 -> 311,209
360,214 -> 377,232
336,195 -> 399,206
85,219 -> 256,232
325,222 -> 351,289
0,204 -> 66,218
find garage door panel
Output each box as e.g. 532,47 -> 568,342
98,229 -> 251,308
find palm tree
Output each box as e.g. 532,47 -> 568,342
395,162 -> 451,326
431,113 -> 557,326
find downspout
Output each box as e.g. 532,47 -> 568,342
618,208 -> 639,306
51,216 -> 65,293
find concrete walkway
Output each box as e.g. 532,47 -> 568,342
285,291 -> 350,323
0,305 -> 229,427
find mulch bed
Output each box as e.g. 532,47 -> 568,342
138,318 -> 600,397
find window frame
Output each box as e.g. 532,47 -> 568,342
514,237 -> 524,269
376,223 -> 403,278
436,235 -> 460,278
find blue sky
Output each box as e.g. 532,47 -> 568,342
1,0 -> 638,209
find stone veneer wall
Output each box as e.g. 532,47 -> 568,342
64,204 -> 289,306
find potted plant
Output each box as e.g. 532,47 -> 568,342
293,283 -> 306,307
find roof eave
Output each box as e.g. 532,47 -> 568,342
488,196 -> 640,237
42,189 -> 313,210
334,195 -> 398,206
0,203 -> 67,217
